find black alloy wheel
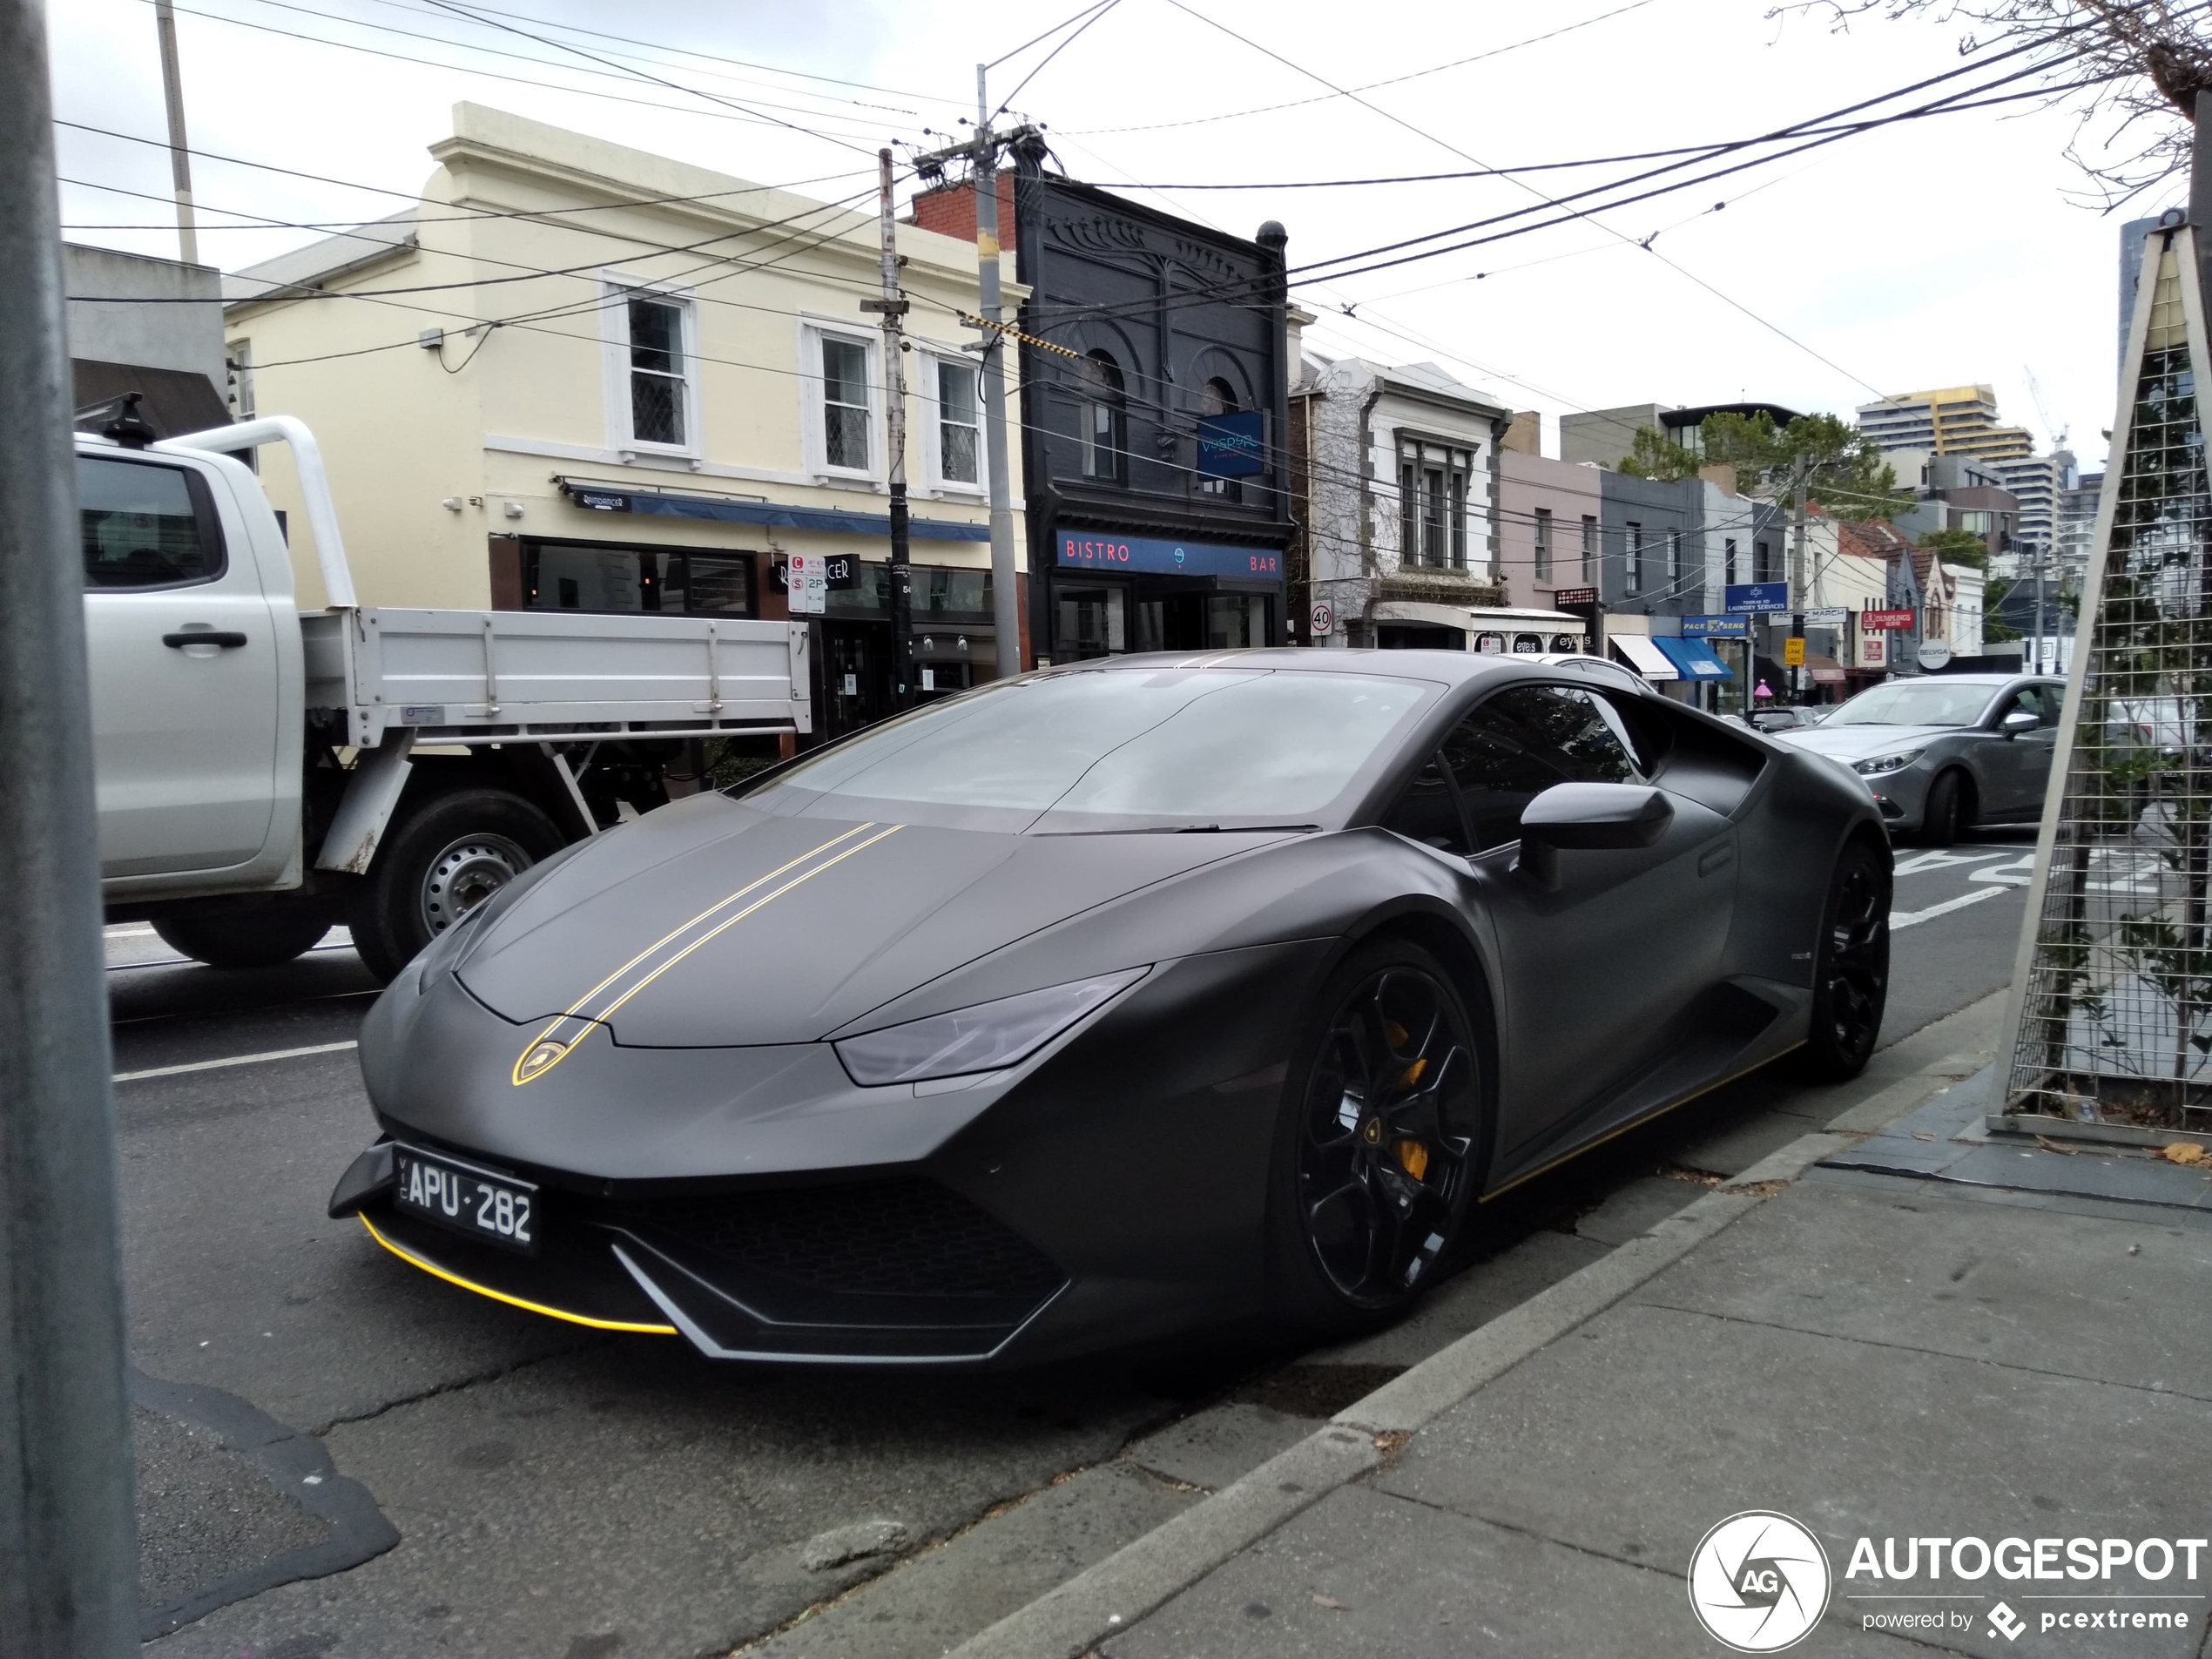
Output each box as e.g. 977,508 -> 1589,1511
1919,770 -> 1966,847
1274,941 -> 1484,1328
1798,841 -> 1891,1080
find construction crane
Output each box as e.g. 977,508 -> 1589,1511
2022,365 -> 2068,452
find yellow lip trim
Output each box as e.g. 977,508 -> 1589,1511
509,821 -> 890,1087
360,1213 -> 676,1334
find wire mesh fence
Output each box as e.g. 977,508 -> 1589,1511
2008,233 -> 2212,1127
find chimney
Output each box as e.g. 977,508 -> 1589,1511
1501,411 -> 1542,455
907,172 -> 1016,244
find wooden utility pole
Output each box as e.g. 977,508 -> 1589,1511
863,148 -> 914,711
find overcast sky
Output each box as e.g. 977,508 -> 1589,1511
49,0 -> 2165,471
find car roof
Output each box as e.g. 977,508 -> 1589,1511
1042,647 -> 1547,687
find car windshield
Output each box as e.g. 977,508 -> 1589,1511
1823,680 -> 1996,728
739,667 -> 1435,830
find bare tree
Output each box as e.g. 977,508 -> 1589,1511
1781,1 -> 2212,208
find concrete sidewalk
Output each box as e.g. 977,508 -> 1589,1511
954,1062 -> 2212,1658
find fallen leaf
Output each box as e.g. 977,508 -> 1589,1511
1312,1594 -> 1350,1612
1912,1132 -> 1937,1142
2034,1136 -> 2081,1157
2161,1143 -> 2207,1165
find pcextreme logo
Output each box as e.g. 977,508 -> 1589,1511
1688,1511 -> 1832,1652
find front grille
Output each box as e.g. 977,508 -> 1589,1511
610,1180 -> 1064,1301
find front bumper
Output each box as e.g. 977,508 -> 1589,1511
334,1140 -> 1069,1361
1859,762 -> 1930,829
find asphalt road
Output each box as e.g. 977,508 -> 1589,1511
116,833 -> 2034,1658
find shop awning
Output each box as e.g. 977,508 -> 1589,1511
1610,634 -> 1680,681
555,478 -> 989,542
1651,636 -> 1733,681
1805,653 -> 1846,685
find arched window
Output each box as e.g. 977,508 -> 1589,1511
1080,350 -> 1126,483
1198,377 -> 1239,499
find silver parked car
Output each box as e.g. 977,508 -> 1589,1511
1771,673 -> 2064,844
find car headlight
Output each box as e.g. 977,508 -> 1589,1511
834,968 -> 1150,1086
1853,748 -> 1925,776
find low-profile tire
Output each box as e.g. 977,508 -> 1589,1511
1796,840 -> 1892,1082
1265,938 -> 1488,1339
350,787 -> 563,983
152,905 -> 331,971
1918,769 -> 1968,847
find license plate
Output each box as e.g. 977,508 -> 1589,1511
392,1144 -> 539,1256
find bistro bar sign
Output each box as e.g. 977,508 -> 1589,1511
1057,530 -> 1283,577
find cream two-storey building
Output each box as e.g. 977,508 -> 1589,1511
225,103 -> 1026,737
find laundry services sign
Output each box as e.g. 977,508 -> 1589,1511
1056,531 -> 1282,577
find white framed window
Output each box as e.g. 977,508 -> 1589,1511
1534,507 -> 1553,581
600,280 -> 699,457
799,320 -> 878,480
931,357 -> 982,489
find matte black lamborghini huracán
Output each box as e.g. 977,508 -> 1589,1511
331,650 -> 1889,1365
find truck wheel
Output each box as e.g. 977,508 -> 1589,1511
352,788 -> 563,982
152,907 -> 332,971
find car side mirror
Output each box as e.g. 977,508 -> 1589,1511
2000,710 -> 2039,738
1518,783 -> 1673,889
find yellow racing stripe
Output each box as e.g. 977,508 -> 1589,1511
360,1214 -> 676,1334
511,822 -> 906,1085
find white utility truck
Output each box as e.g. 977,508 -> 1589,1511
78,409 -> 810,980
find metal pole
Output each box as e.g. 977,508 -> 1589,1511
0,0 -> 139,1649
975,66 -> 1023,678
2033,543 -> 2047,674
154,0 -> 198,266
867,147 -> 914,711
1788,451 -> 1810,698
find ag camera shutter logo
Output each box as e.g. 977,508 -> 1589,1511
1688,1511 -> 1832,1652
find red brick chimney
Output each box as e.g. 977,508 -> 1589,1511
907,173 -> 1016,244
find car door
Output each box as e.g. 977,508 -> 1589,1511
1437,683 -> 1736,1157
79,450 -> 283,877
1978,683 -> 2055,819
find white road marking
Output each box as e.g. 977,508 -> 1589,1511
112,1040 -> 358,1084
1892,849 -> 2010,876
103,922 -> 156,938
1891,887 -> 2012,929
1968,856 -> 2035,887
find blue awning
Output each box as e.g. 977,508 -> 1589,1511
556,480 -> 989,542
1651,635 -> 1733,680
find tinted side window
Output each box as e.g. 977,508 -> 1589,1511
79,456 -> 222,589
1440,685 -> 1639,851
1379,755 -> 1471,854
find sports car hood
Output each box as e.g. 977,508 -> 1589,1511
1773,723 -> 1958,761
454,793 -> 1289,1047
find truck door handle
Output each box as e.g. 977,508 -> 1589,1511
163,631 -> 249,650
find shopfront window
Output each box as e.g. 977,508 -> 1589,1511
1397,437 -> 1473,570
937,361 -> 981,486
1055,583 -> 1126,658
1080,352 -> 1127,483
1197,378 -> 1242,503
522,542 -> 753,615
821,335 -> 872,471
